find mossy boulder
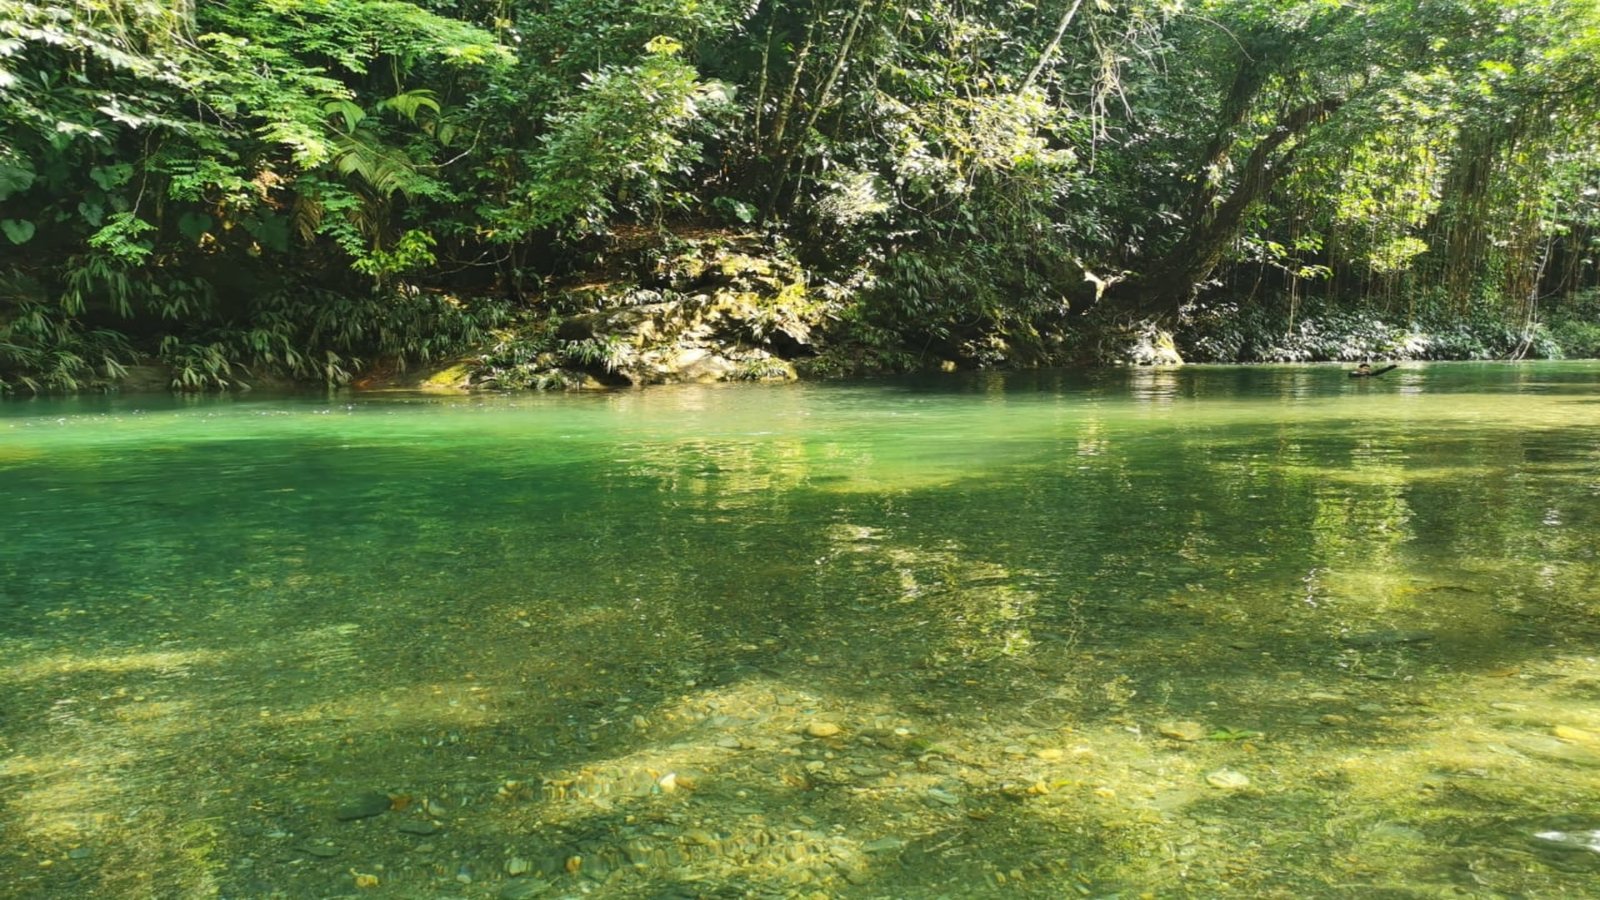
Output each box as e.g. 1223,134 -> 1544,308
468,231 -> 829,390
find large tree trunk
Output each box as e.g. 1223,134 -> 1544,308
1134,95 -> 1345,316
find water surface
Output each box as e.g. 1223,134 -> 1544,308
4,363 -> 1600,897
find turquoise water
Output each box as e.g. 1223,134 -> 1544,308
4,362 -> 1600,897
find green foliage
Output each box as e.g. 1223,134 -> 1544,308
159,336 -> 242,392
0,278 -> 507,393
1544,290 -> 1600,358
1,219 -> 35,244
1547,320 -> 1600,358
471,322 -> 632,390
0,296 -> 132,394
349,230 -> 440,281
85,213 -> 157,266
1208,728 -> 1265,742
5,0 -> 1600,388
733,357 -> 795,381
498,36 -> 727,237
560,336 -> 629,371
471,323 -> 565,389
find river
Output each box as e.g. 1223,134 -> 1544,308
4,362 -> 1600,897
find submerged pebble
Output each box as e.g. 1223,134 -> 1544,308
1159,721 -> 1206,742
683,828 -> 718,846
1553,725 -> 1600,745
863,837 -> 907,854
1205,769 -> 1250,790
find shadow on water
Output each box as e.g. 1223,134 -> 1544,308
4,366 -> 1600,897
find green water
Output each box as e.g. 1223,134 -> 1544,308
4,363 -> 1600,898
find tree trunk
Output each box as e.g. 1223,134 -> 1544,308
1138,95 -> 1345,315
765,4 -> 823,155
753,12 -> 776,143
763,0 -> 873,219
1019,0 -> 1085,94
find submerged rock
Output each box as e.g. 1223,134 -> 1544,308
335,790 -> 391,821
1205,769 -> 1250,790
1553,725 -> 1600,745
863,837 -> 907,854
1508,735 -> 1600,768
805,721 -> 843,738
1158,721 -> 1206,742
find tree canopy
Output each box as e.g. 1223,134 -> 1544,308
3,0 -> 1599,389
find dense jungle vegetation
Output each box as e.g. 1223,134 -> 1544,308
2,0 -> 1599,391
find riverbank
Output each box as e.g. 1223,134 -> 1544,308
4,229 -> 1595,395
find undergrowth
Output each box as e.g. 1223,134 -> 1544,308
1175,297 -> 1566,363
1,274 -> 508,393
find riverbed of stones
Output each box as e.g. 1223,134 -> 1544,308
118,658 -> 1595,900
10,582 -> 1600,897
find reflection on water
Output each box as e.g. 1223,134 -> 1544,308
4,362 -> 1600,897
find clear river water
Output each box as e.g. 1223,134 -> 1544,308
4,362 -> 1600,898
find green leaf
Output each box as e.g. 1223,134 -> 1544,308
375,89 -> 439,122
89,164 -> 134,191
1,219 -> 36,244
178,212 -> 214,242
243,212 -> 290,253
78,201 -> 105,227
323,98 -> 367,132
1207,728 -> 1264,742
0,162 -> 35,201
87,213 -> 156,264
